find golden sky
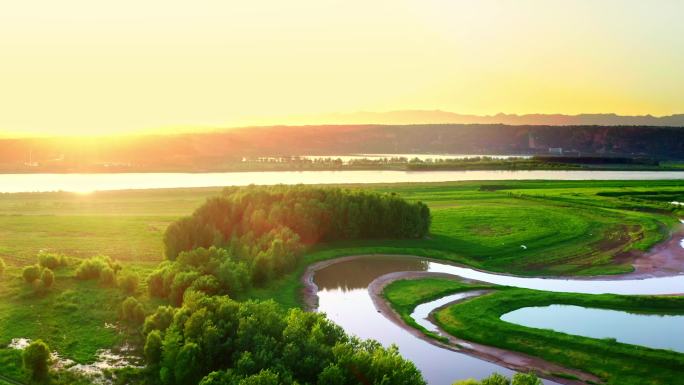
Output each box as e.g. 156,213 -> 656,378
1,0 -> 683,136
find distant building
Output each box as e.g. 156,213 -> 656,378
548,147 -> 563,155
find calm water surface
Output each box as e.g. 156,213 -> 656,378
2,170 -> 684,193
313,255 -> 684,384
501,305 -> 684,353
314,257 -> 524,385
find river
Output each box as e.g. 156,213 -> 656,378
1,170 -> 684,193
312,255 -> 684,385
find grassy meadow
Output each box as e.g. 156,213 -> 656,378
0,180 -> 682,371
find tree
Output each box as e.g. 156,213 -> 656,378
175,342 -> 203,385
118,271 -> 139,294
23,339 -> 50,383
452,373 -> 541,385
121,297 -> 145,325
144,330 -> 163,366
40,268 -> 54,289
22,265 -> 41,283
511,373 -> 542,385
239,370 -> 279,385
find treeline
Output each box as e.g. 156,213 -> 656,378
157,186 -> 429,299
141,292 -> 424,385
533,156 -> 659,165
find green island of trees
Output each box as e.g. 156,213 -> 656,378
139,186 -> 432,385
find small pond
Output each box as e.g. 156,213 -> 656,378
501,305 -> 684,353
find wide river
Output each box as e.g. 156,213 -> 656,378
313,255 -> 684,385
2,170 -> 684,193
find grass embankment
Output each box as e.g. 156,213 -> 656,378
0,180 -> 682,364
383,278 -> 684,385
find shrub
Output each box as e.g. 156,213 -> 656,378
32,278 -> 45,292
144,330 -> 163,365
75,256 -> 119,280
118,271 -> 140,294
23,265 -> 41,283
121,296 -> 145,325
100,267 -> 116,286
38,252 -> 67,270
23,339 -> 51,382
452,373 -> 541,385
40,268 -> 55,289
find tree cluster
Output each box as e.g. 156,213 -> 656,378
160,186 -> 430,293
148,247 -> 252,306
143,291 -> 425,385
22,264 -> 56,292
165,186 -> 430,259
74,255 -> 139,293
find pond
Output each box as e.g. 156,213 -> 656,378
501,305 -> 684,353
2,170 -> 684,193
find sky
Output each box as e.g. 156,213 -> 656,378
1,0 -> 683,136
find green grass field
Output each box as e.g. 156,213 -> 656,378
0,180 -> 682,369
383,278 -> 684,385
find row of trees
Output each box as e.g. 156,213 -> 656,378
143,290 -> 425,385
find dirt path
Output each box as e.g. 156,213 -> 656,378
367,271 -> 601,385
625,220 -> 684,278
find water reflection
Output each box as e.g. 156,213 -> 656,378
501,305 -> 684,353
314,257 -> 428,291
314,256 -> 559,385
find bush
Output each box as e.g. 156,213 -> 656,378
453,373 -> 541,385
144,330 -> 163,365
121,296 -> 146,325
100,267 -> 116,286
75,256 -> 119,280
37,252 -> 67,270
40,268 -> 55,289
23,265 -> 41,283
23,339 -> 51,382
118,271 -> 140,294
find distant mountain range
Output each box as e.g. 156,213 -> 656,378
294,110 -> 684,127
1,123 -> 683,172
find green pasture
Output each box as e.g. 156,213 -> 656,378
0,179 -> 682,367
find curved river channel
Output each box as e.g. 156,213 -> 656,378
312,255 -> 684,385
